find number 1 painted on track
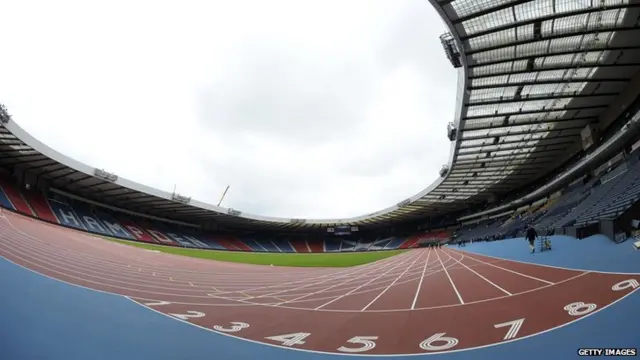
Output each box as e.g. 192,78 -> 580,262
494,318 -> 525,340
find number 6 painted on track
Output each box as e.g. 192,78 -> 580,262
612,279 -> 639,291
337,336 -> 378,353
419,333 -> 459,351
213,322 -> 250,333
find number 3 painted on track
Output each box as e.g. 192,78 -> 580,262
337,336 -> 378,353
612,279 -> 639,291
419,333 -> 459,351
213,322 -> 250,333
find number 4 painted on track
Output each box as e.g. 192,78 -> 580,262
264,332 -> 311,347
494,318 -> 525,340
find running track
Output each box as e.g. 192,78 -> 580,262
1,209 -> 639,356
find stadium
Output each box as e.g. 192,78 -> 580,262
2,1 -> 640,359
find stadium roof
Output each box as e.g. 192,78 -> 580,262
1,0 -> 640,230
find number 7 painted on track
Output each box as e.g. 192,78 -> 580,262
494,318 -> 525,340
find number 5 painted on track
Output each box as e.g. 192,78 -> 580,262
337,336 -> 378,353
494,318 -> 525,340
169,311 -> 206,320
612,279 -> 639,291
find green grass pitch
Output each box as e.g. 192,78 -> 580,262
103,237 -> 407,267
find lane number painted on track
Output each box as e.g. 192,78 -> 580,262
142,278 -> 640,354
564,302 -> 597,316
419,333 -> 459,351
265,332 -> 311,347
143,300 -> 171,306
494,318 -> 525,340
337,336 -> 378,353
169,311 -> 206,320
612,279 -> 639,291
213,322 -> 250,333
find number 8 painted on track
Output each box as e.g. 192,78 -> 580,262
419,333 -> 459,351
564,302 -> 597,316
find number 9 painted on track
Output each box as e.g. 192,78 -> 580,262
612,279 -> 639,291
337,336 -> 378,353
419,333 -> 459,351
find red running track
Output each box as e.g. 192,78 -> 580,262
0,209 -> 639,355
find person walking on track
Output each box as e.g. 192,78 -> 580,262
525,225 -> 538,253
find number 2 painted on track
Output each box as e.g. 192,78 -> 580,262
337,336 -> 378,353
494,318 -> 525,340
612,279 -> 639,291
143,300 -> 171,306
213,322 -> 250,333
169,311 -> 206,320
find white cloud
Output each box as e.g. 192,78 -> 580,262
0,0 -> 458,219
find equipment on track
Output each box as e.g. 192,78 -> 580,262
539,236 -> 552,252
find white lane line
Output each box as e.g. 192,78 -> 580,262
312,249 -> 424,310
446,250 -> 512,296
252,251 -> 415,302
436,249 -> 464,304
411,248 -> 433,309
453,250 -> 554,285
360,249 -> 428,311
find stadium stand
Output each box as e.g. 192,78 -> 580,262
0,176 -> 33,216
10,136 -> 640,252
0,175 -> 451,252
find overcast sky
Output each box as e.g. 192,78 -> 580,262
0,0 -> 458,219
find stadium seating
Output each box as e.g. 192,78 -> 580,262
0,177 -> 34,216
0,184 -> 14,211
289,238 -> 311,253
22,190 -> 58,223
574,159 -> 640,226
0,180 -> 441,252
6,154 -> 640,252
